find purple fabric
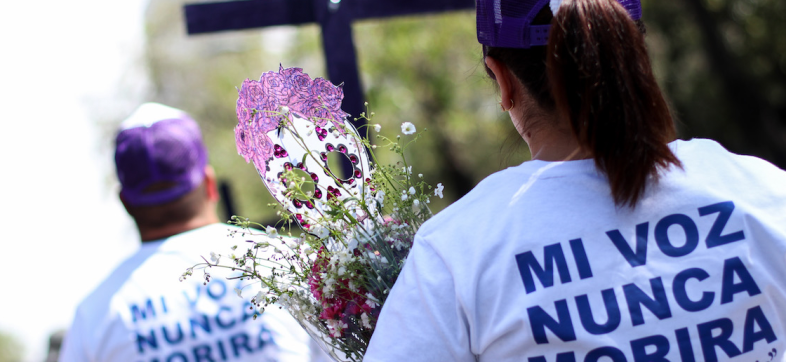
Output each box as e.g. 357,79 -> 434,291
234,65 -> 350,179
115,104 -> 208,206
477,0 -> 643,48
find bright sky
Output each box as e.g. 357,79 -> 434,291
0,1 -> 148,360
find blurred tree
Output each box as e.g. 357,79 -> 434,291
644,0 -> 786,167
0,331 -> 22,362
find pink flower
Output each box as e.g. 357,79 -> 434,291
310,78 -> 349,135
282,67 -> 313,113
236,95 -> 253,125
235,124 -> 254,163
242,79 -> 267,109
250,128 -> 274,177
311,78 -> 343,112
259,71 -> 289,109
236,66 -> 354,179
253,110 -> 280,133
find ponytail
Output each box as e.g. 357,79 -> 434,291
546,0 -> 681,207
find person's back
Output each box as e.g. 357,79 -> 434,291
368,138 -> 786,361
59,103 -> 325,362
61,224 -> 319,361
365,0 -> 786,360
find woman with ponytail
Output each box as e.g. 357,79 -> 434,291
365,0 -> 786,360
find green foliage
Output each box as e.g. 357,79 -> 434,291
643,0 -> 786,165
0,331 -> 23,362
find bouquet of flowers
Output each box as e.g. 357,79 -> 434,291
182,66 -> 444,361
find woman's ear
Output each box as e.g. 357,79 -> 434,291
485,56 -> 515,112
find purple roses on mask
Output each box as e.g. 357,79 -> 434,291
235,66 -> 350,177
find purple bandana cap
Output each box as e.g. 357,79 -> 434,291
115,103 -> 208,207
477,0 -> 643,49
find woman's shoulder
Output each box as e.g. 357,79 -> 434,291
671,138 -> 786,181
416,159 -> 595,243
419,165 -> 528,231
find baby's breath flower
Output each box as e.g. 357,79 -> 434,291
215,77 -> 436,358
361,313 -> 372,329
401,122 -> 416,135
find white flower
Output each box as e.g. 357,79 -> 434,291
401,193 -> 408,201
361,312 -> 373,329
279,294 -> 291,307
311,224 -> 329,239
365,293 -> 379,308
210,252 -> 219,263
401,122 -> 416,135
347,238 -> 358,251
234,288 -> 243,298
266,226 -> 278,235
418,173 -> 423,178
408,186 -> 416,195
279,105 -> 290,113
435,183 -> 444,199
413,199 -> 420,207
374,124 -> 381,132
327,319 -> 348,337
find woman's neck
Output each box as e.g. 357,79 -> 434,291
521,121 -> 590,162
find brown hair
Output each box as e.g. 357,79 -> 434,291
124,182 -> 207,229
485,0 -> 681,207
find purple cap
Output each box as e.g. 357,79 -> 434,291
477,0 -> 643,49
115,103 -> 208,206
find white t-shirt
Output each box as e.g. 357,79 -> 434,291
365,139 -> 786,362
59,223 -> 329,362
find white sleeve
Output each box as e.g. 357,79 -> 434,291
364,235 -> 475,362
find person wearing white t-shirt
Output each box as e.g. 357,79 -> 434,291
59,103 -> 328,362
365,1 -> 786,361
